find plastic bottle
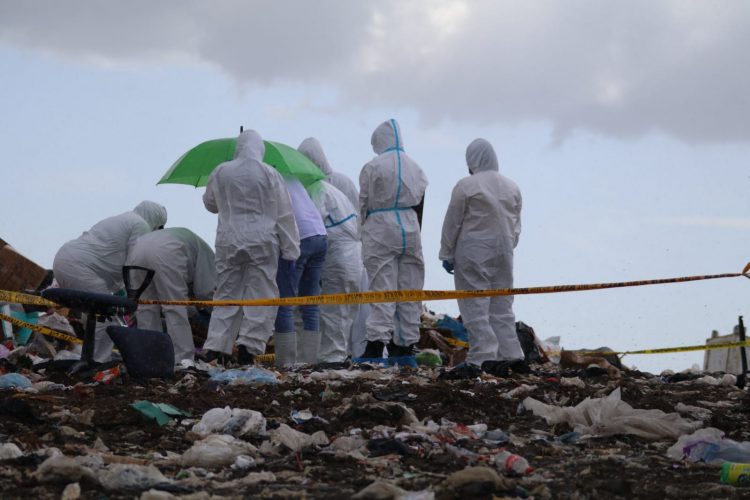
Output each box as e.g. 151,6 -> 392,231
720,462 -> 750,486
495,450 -> 533,475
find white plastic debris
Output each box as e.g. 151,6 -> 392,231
353,480 -> 435,500
181,434 -> 257,468
99,464 -> 170,491
523,387 -> 702,440
32,455 -> 97,484
270,423 -> 329,452
0,442 -> 23,459
191,407 -> 266,438
61,482 -> 81,500
560,377 -> 586,388
675,403 -> 712,421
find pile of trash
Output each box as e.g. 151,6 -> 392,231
2,330 -> 750,499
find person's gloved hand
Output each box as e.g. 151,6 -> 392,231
442,260 -> 454,274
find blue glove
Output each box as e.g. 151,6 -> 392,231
442,260 -> 454,274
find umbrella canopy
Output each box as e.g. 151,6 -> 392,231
158,138 -> 326,187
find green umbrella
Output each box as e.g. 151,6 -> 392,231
158,138 -> 326,188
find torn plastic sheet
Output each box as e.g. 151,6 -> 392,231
523,387 -> 701,440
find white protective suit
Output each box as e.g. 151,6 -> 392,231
298,138 -> 363,362
359,120 -> 428,347
299,137 -> 360,214
439,138 -> 524,366
202,129 -> 300,356
52,200 -> 168,362
126,227 -> 216,362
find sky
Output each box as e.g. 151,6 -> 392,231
1,1 -> 749,374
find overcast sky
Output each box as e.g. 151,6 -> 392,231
2,1 -> 749,373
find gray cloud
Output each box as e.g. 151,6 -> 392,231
1,0 -> 748,143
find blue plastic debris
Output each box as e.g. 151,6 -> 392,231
209,367 -> 279,385
436,315 -> 469,342
0,373 -> 32,390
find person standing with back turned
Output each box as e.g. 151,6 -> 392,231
439,138 -> 527,379
359,119 -> 428,363
201,129 -> 300,365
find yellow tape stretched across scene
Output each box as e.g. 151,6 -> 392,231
1,267 -> 748,309
0,312 -> 82,344
0,290 -> 57,308
136,268 -> 749,307
439,334 -> 750,356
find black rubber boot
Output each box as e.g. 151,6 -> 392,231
388,341 -> 416,357
237,345 -> 255,366
362,340 -> 385,358
198,350 -> 231,365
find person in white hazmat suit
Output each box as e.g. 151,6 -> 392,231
298,138 -> 363,364
125,227 -> 215,363
439,139 -> 527,378
52,200 -> 168,362
300,137 -> 360,214
359,119 -> 428,360
201,129 -> 300,365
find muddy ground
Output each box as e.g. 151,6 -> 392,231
1,363 -> 749,499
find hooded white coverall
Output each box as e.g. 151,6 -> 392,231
52,200 -> 168,362
202,130 -> 300,356
299,137 -> 360,214
125,227 -> 216,362
439,139 -> 525,366
298,138 -> 363,362
359,120 -> 428,348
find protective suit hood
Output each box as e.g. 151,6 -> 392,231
234,129 -> 265,161
133,200 -> 168,230
466,138 -> 499,174
371,119 -> 404,155
298,137 -> 333,176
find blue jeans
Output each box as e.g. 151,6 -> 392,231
275,234 -> 328,333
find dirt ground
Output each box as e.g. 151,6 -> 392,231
1,362 -> 749,499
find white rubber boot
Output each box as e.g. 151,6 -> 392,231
297,330 -> 321,365
274,331 -> 297,368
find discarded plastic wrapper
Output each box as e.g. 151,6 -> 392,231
667,427 -> 750,464
192,407 -> 266,438
131,400 -> 189,426
0,372 -> 32,390
181,434 -> 258,468
209,367 -> 279,385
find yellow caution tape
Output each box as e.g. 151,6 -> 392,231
134,268 -> 750,307
0,290 -> 57,308
615,340 -> 750,356
1,267 -> 747,309
0,312 -> 82,345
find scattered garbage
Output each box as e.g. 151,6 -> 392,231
181,434 -> 258,468
209,366 -> 279,385
720,462 -> 750,487
667,427 -> 750,464
131,401 -> 189,426
270,423 -> 328,452
494,449 -> 533,475
99,464 -> 171,492
0,372 -> 32,390
524,387 -> 701,439
1,307 -> 748,498
0,442 -> 23,459
191,407 -> 266,438
442,466 -> 515,496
